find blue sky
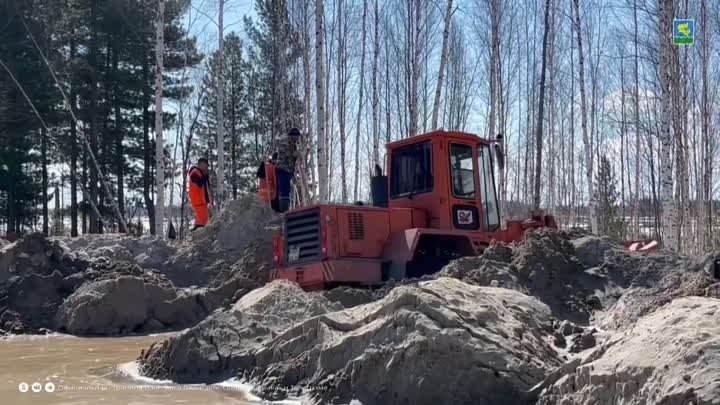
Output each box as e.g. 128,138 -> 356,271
187,0 -> 257,51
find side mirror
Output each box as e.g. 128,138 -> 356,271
494,134 -> 505,170
374,164 -> 383,177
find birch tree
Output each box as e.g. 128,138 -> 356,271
353,0 -> 368,202
371,0 -> 380,167
316,0 -> 328,202
337,0 -> 348,203
657,0 -> 677,250
431,0 -> 453,130
572,0 -> 598,233
154,0 -> 165,237
408,0 -> 422,136
488,0 -> 501,141
297,0 -> 314,204
216,0 -> 225,205
532,0 -> 552,211
699,0 -> 712,249
632,0 -> 641,238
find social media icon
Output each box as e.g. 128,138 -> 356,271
32,382 -> 42,393
18,382 -> 29,393
45,382 -> 55,393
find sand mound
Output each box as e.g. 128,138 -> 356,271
56,234 -> 176,269
164,195 -> 281,287
139,278 -> 561,405
600,253 -> 720,330
51,195 -> 280,289
538,297 -> 720,405
1,232 -> 261,336
438,229 -> 720,328
248,278 -> 560,405
138,280 -> 340,383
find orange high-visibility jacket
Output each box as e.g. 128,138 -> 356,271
188,166 -> 211,206
256,161 -> 277,201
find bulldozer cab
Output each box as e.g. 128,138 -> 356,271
384,130 -> 501,234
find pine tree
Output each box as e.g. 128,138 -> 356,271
198,33 -> 254,197
245,0 -> 303,148
595,156 -> 625,240
0,0 -> 59,234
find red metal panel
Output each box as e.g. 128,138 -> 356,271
411,208 -> 428,228
389,208 -> 413,232
326,259 -> 381,283
271,259 -> 382,290
336,208 -> 390,257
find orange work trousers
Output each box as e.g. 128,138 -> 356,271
192,204 -> 209,226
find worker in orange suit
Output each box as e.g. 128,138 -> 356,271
188,158 -> 212,231
256,155 -> 278,210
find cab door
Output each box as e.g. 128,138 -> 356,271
447,142 -> 481,230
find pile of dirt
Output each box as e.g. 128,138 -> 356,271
0,233 -> 88,333
57,234 -> 177,270
538,297 -> 720,405
0,231 -> 260,336
139,278 -> 561,405
0,233 -> 87,283
437,230 -> 605,323
599,253 -> 720,331
138,280 -> 341,383
51,195 -> 280,289
164,195 -> 281,287
321,286 -> 377,308
438,229 -> 717,326
54,272 -> 258,336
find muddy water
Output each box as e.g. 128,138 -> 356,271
0,334 -> 256,405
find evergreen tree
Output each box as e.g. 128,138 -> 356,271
198,33 -> 257,198
0,0 -> 201,236
595,155 -> 625,240
0,0 -> 60,234
244,0 -> 304,149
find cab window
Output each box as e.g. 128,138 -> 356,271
479,145 -> 500,231
449,143 -> 475,198
390,141 -> 433,198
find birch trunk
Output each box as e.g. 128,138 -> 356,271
431,0 -> 453,130
569,12 -> 576,227
620,50 -> 627,232
371,0 -> 380,167
700,0 -> 711,249
70,38 -> 78,236
89,0 -> 99,233
216,0 -> 225,205
301,0 -> 313,203
42,128 -> 48,235
337,0 -> 348,203
154,0 -> 165,237
316,0 -> 328,202
657,0 -> 677,250
408,0 -> 421,136
488,0 -> 500,140
532,0 -> 552,211
547,0 -> 557,215
572,0 -> 597,233
353,0 -> 368,202
632,0 -> 641,238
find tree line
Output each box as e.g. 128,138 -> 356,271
1,0 -> 719,254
